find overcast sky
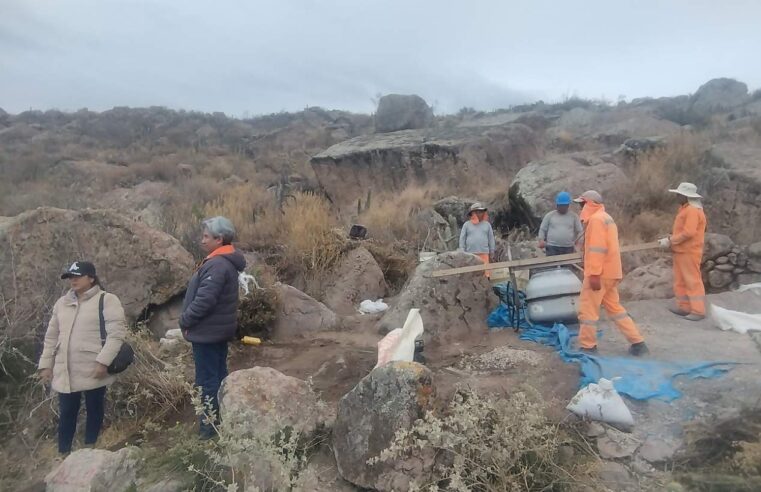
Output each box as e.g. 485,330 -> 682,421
2,0 -> 760,116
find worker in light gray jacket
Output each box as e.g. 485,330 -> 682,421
459,203 -> 496,277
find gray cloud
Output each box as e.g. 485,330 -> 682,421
1,0 -> 759,116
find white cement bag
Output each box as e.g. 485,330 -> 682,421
711,304 -> 761,334
390,309 -> 424,363
567,378 -> 634,430
359,299 -> 389,314
375,329 -> 403,368
736,282 -> 761,294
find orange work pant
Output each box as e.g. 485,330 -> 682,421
578,278 -> 645,349
673,253 -> 706,316
477,253 -> 491,279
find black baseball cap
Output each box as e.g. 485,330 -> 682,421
61,261 -> 97,279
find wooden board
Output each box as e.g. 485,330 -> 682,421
430,242 -> 661,278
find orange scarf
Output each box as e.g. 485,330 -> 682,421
470,212 -> 489,224
579,201 -> 603,223
206,244 -> 235,260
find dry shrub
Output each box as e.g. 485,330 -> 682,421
619,210 -> 674,243
625,132 -> 712,212
361,185 -> 437,244
203,183 -> 272,249
237,267 -> 281,340
374,387 -> 587,491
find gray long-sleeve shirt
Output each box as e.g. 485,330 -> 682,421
459,220 -> 496,254
538,210 -> 583,247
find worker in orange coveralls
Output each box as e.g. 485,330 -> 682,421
658,182 -> 707,321
574,190 -> 649,356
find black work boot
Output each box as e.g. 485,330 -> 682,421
629,342 -> 649,357
579,346 -> 598,354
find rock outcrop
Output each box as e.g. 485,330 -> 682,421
619,258 -> 674,301
508,153 -> 630,227
374,94 -> 434,133
323,247 -> 387,315
219,367 -> 332,436
0,207 -> 194,337
311,122 -> 539,212
691,78 -> 749,114
45,447 -> 141,492
333,361 -> 435,491
433,195 -> 480,227
376,251 -> 497,341
705,143 -> 761,244
271,284 -> 340,340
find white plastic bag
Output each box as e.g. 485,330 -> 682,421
390,308 -> 424,363
567,378 -> 634,430
358,299 -> 389,314
736,282 -> 761,294
711,304 -> 761,334
238,272 -> 261,295
375,328 -> 403,368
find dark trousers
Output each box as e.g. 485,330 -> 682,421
545,245 -> 576,256
58,386 -> 107,454
192,341 -> 228,432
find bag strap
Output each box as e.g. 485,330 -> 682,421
98,293 -> 107,346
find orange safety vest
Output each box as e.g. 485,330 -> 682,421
670,204 -> 706,255
581,203 -> 622,280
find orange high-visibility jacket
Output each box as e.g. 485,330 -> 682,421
671,204 -> 706,255
582,205 -> 623,279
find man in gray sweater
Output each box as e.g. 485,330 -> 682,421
538,192 -> 583,256
459,203 -> 496,276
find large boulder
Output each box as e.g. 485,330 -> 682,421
271,284 -> 340,340
433,196 -> 479,227
102,181 -> 175,229
619,258 -> 674,301
219,367 -> 332,436
324,247 -> 387,315
374,94 -> 434,133
508,153 -> 630,228
691,78 -> 749,114
333,361 -> 435,491
376,251 -> 497,341
45,447 -> 141,492
311,122 -> 538,212
705,144 -> 761,244
0,208 -> 194,337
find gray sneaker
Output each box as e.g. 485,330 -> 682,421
668,306 -> 689,317
685,313 -> 706,322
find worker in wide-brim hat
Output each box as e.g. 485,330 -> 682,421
459,202 -> 496,278
659,182 -> 707,321
574,190 -> 648,356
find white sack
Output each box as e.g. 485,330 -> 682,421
711,304 -> 761,334
567,378 -> 634,430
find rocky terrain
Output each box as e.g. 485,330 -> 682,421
2,77 -> 761,491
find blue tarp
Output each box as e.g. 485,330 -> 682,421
487,282 -> 531,330
519,323 -> 737,401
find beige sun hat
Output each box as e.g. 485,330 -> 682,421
668,182 -> 702,198
573,190 -> 603,204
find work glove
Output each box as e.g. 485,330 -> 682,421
588,275 -> 602,291
658,237 -> 671,249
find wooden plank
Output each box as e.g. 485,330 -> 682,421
430,242 -> 661,278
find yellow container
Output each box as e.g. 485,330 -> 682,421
241,336 -> 262,346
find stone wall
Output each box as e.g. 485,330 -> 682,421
702,234 -> 761,291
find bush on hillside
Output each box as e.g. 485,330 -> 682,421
373,387 -> 587,491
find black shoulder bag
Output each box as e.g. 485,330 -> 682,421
99,293 -> 135,374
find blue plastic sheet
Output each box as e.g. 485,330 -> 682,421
488,282 -> 531,330
519,323 -> 737,402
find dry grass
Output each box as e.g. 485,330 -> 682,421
611,132 -> 716,242
360,185 -> 438,244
